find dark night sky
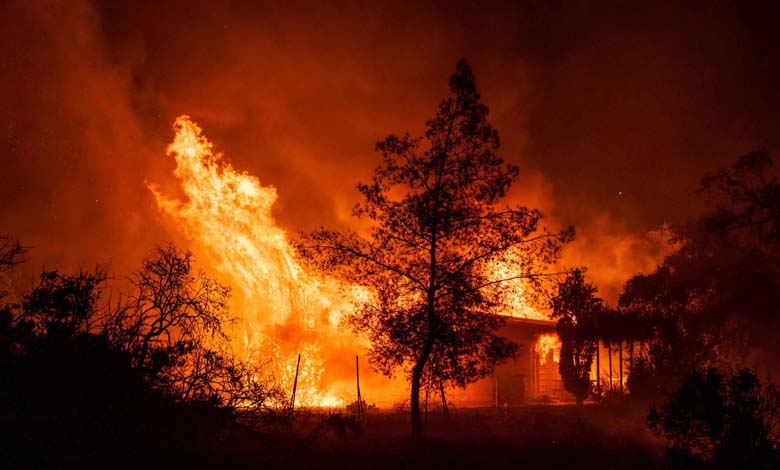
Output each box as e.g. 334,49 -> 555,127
1,0 -> 778,299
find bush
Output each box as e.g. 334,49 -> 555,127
648,368 -> 780,469
0,245 -> 281,467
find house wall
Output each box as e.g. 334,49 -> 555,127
444,319 -> 636,407
448,318 -> 566,406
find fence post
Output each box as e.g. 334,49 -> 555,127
290,353 -> 301,412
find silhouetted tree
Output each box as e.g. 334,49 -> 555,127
0,264 -> 185,466
102,245 -> 278,409
550,269 -> 600,405
123,244 -> 230,366
649,368 -> 780,469
0,235 -> 26,302
299,59 -> 573,437
619,261 -> 737,400
698,149 -> 780,246
693,150 -> 780,373
0,235 -> 27,358
0,235 -> 25,273
619,151 -> 780,399
22,266 -> 109,338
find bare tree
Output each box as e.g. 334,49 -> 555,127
101,244 -> 278,409
0,235 -> 26,302
106,244 -> 230,366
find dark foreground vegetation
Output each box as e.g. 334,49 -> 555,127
0,237 -> 663,469
5,401 -> 666,469
544,149 -> 780,468
300,404 -> 662,470
0,242 -> 289,468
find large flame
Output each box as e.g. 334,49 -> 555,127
149,116 -> 367,407
488,257 -> 550,321
535,333 -> 561,366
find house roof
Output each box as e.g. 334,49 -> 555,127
502,316 -> 556,332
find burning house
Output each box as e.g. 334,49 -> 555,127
447,317 -> 566,406
454,317 -> 631,407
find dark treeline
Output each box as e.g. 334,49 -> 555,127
551,151 -> 780,468
624,151 -> 780,394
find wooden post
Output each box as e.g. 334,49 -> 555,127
439,381 -> 449,417
608,341 -> 613,392
619,341 -> 624,394
290,353 -> 301,412
535,347 -> 540,395
355,355 -> 362,419
530,342 -> 537,396
424,388 -> 429,425
596,340 -> 601,400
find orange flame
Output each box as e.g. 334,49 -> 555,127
149,116 -> 368,407
535,333 -> 561,365
488,258 -> 549,320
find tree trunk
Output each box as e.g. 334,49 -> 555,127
410,338 -> 434,439
596,340 -> 601,400
413,208 -> 438,439
410,363 -> 424,438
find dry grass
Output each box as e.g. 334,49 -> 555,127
192,403 -> 666,469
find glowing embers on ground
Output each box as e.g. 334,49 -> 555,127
148,116 -> 367,407
535,333 -> 561,366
